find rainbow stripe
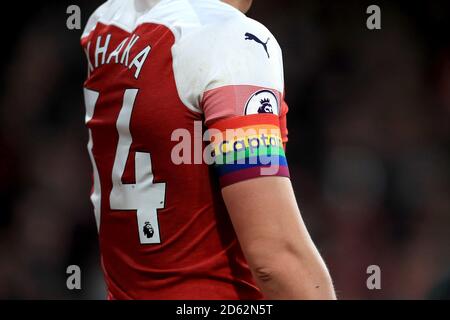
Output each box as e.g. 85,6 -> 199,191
210,114 -> 290,188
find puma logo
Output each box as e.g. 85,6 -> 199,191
245,32 -> 270,58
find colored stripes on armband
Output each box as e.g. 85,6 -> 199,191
209,114 -> 290,188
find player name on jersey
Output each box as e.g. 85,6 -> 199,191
84,33 -> 151,79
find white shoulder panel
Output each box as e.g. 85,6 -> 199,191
82,0 -> 284,114
172,6 -> 284,113
82,0 -> 191,38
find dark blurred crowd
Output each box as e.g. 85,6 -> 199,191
0,0 -> 449,299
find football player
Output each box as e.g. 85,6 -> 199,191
81,0 -> 335,299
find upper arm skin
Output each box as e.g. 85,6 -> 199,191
222,176 -> 314,263
222,176 -> 336,299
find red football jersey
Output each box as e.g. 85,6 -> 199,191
81,0 -> 289,300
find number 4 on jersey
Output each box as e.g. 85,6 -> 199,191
84,88 -> 166,244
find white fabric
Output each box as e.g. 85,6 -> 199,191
82,0 -> 285,113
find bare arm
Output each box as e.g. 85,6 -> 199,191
222,176 -> 336,299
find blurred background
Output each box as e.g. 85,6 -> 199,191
0,0 -> 449,299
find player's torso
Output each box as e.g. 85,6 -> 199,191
81,0 -> 262,299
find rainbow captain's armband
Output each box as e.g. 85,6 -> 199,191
209,114 -> 290,188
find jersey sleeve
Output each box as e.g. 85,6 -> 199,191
173,16 -> 290,188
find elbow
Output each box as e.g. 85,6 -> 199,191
253,266 -> 276,283
246,240 -> 309,276
246,243 -> 336,299
247,243 -> 304,282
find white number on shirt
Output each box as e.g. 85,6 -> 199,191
84,88 -> 166,244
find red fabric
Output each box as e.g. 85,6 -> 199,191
82,23 -> 262,300
210,113 -> 280,130
203,86 -> 289,146
279,99 -> 289,144
219,166 -> 290,187
202,85 -> 283,126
